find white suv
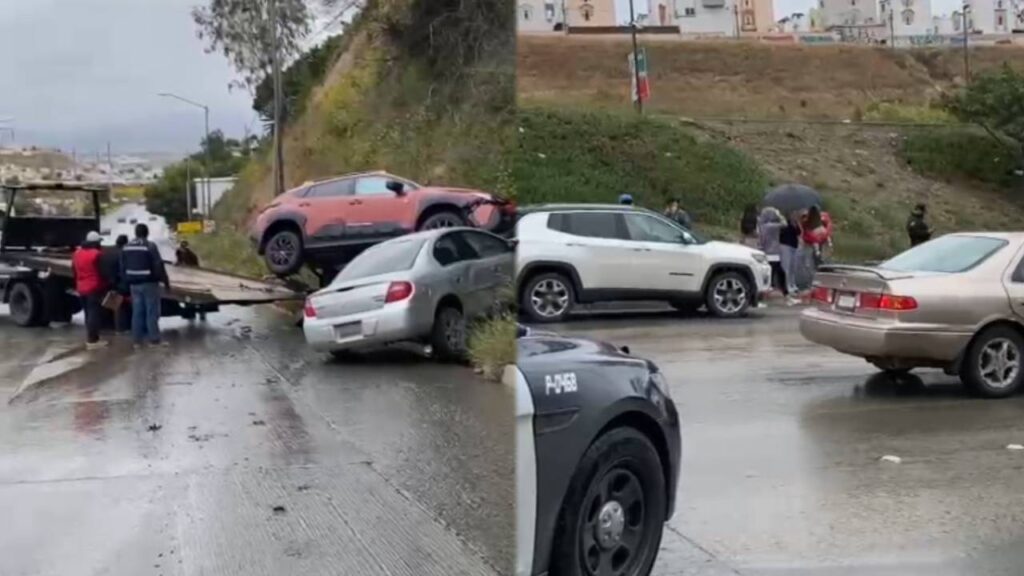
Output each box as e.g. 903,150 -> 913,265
516,204 -> 773,322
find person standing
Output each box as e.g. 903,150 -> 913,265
906,203 -> 932,247
71,231 -> 108,350
779,214 -> 802,305
121,223 -> 170,348
175,240 -> 200,267
739,204 -> 759,248
664,198 -> 693,228
100,235 -> 131,333
757,207 -> 786,294
800,205 -> 834,271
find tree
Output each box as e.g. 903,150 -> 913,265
144,132 -> 253,224
192,0 -> 312,89
252,33 -> 344,123
945,64 -> 1024,162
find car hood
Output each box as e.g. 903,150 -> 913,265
423,186 -> 494,199
701,240 -> 763,260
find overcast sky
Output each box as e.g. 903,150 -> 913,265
0,0 -> 256,156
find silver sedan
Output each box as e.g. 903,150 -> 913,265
303,227 -> 514,360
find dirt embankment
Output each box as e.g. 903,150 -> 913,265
518,35 -> 1024,119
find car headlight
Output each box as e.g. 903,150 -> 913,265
752,252 -> 768,264
649,370 -> 671,400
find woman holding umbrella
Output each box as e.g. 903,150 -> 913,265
763,184 -> 824,303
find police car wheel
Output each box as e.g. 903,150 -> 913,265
552,426 -> 666,576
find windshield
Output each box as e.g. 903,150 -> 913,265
660,215 -> 706,244
880,235 -> 1007,273
334,237 -> 425,283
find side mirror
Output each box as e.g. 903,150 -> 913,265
386,180 -> 405,195
506,238 -> 519,249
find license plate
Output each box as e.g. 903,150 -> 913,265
836,293 -> 857,311
334,322 -> 362,340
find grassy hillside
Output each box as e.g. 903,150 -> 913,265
518,36 -> 1024,120
517,38 -> 1024,261
514,107 -> 767,231
213,0 -> 514,229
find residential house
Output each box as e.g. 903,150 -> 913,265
564,0 -> 680,29
777,11 -> 809,31
880,0 -> 933,37
519,0 -> 565,31
964,0 -> 1013,32
673,0 -> 738,35
736,0 -> 775,34
565,0 -> 617,27
932,13 -> 959,34
819,0 -> 880,27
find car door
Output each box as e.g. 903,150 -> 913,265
554,211 -> 634,292
301,177 -> 356,246
462,229 -> 515,314
343,175 -> 417,243
1004,243 -> 1024,321
431,231 -> 480,312
622,212 -> 703,292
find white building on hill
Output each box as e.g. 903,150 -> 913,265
964,0 -> 1014,32
518,0 -> 565,32
819,0 -> 880,27
881,0 -> 933,37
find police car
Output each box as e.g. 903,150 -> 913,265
512,325 -> 681,576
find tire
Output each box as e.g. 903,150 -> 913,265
521,272 -> 574,324
263,228 -> 305,277
669,300 -> 701,315
418,210 -> 466,231
704,271 -> 752,319
431,305 -> 467,361
961,326 -> 1024,399
8,282 -> 44,327
550,427 -> 667,576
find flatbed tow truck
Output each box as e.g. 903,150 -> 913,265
0,182 -> 302,327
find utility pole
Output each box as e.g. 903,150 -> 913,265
203,105 -> 211,218
185,157 -> 192,219
270,0 -> 286,196
157,92 -> 211,217
888,5 -> 895,51
629,0 -> 643,114
962,5 -> 971,84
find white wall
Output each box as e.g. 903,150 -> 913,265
192,178 -> 236,216
966,0 -> 995,31
820,0 -> 880,26
675,0 -> 738,34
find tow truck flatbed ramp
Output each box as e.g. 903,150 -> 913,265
0,252 -> 302,306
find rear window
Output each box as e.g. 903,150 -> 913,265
880,235 -> 1007,273
334,238 -> 425,282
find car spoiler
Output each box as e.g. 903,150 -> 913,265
817,264 -> 916,281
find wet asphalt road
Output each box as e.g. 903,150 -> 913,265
547,306 -> 1024,576
0,304 -> 513,575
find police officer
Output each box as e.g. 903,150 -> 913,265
906,203 -> 932,247
618,193 -> 634,206
121,223 -> 170,348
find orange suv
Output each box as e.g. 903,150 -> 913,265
250,171 -> 514,277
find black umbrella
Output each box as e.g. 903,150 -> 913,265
763,184 -> 822,216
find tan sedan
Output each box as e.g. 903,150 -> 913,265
800,233 -> 1024,398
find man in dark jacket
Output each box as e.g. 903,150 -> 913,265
175,241 -> 200,267
121,224 -> 170,347
907,203 -> 932,247
664,198 -> 693,229
100,235 -> 131,333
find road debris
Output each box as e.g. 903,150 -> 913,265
879,455 -> 902,464
1006,444 -> 1024,451
272,505 -> 287,515
147,424 -> 162,432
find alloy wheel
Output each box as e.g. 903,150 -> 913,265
424,215 -> 462,229
712,278 -> 747,315
979,338 -> 1020,390
579,468 -> 647,576
530,279 -> 569,319
268,234 -> 297,266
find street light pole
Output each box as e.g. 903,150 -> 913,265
158,92 -> 211,219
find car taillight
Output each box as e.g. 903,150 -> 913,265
304,299 -> 317,318
860,293 -> 918,311
810,286 -> 834,304
385,281 -> 414,303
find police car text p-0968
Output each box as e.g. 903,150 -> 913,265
512,325 -> 681,576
